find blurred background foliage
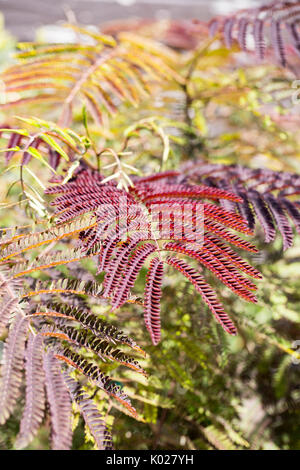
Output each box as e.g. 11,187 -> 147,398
0,7 -> 299,450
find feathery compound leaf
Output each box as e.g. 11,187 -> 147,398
183,160 -> 300,249
208,0 -> 300,68
37,301 -> 145,355
0,266 -> 22,333
46,168 -> 260,338
253,17 -> 266,60
132,182 -> 242,203
144,257 -> 164,345
165,257 -> 237,335
204,233 -> 262,280
271,18 -> 286,67
0,294 -> 19,333
22,278 -> 104,299
0,25 -> 182,125
0,216 -> 96,262
110,243 -> 156,311
54,348 -> 138,419
63,374 -> 113,450
12,244 -> 101,278
264,194 -> 294,250
0,314 -> 28,425
15,333 -> 46,449
280,198 -> 300,233
287,20 -> 300,57
43,324 -> 146,376
43,351 -> 73,450
237,18 -> 249,51
102,233 -> 148,296
244,191 -> 277,244
223,17 -> 236,49
165,240 -> 257,300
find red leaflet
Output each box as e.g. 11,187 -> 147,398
110,243 -> 156,310
103,233 -> 148,295
135,171 -> 180,184
204,220 -> 258,253
144,257 -> 164,345
165,257 -> 237,335
163,241 -> 258,303
131,183 -> 243,203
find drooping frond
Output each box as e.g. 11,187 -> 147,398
203,234 -> 262,280
43,351 -> 73,450
144,257 -> 164,346
131,182 -> 243,203
165,257 -> 237,335
0,26 -> 183,125
0,266 -> 22,333
164,241 -> 257,301
0,293 -> 19,333
182,160 -> 300,250
209,0 -> 300,68
110,243 -> 157,311
2,163 -> 261,343
15,333 -> 46,449
0,313 -> 28,424
0,242 -> 151,446
54,347 -> 138,419
0,268 -> 145,448
63,374 -> 113,450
